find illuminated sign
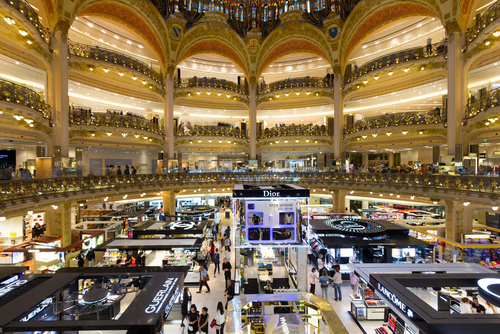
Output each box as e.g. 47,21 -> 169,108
145,278 -> 178,314
280,317 -> 290,334
377,282 -> 414,318
478,278 -> 500,307
169,222 -> 196,230
20,297 -> 53,322
0,278 -> 28,297
263,190 -> 280,197
0,275 -> 19,285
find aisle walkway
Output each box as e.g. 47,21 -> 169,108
164,211 -> 364,334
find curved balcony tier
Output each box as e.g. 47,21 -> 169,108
465,0 -> 500,47
260,124 -> 330,138
344,40 -> 447,85
464,88 -> 500,123
69,107 -> 164,136
68,41 -> 163,85
258,77 -> 330,95
343,111 -> 446,136
175,125 -> 247,139
174,77 -> 247,95
0,78 -> 52,121
0,173 -> 498,214
3,0 -> 51,44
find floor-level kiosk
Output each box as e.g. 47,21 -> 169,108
0,266 -> 186,334
348,263 -> 500,334
232,184 -> 310,294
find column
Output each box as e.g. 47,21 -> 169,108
165,74 -> 175,160
249,84 -> 257,160
362,152 -> 368,167
444,200 -> 474,242
48,27 -> 70,171
162,191 -> 176,217
45,203 -> 72,247
446,29 -> 467,159
332,189 -> 346,213
296,247 -> 307,291
333,73 -> 343,159
388,152 -> 394,168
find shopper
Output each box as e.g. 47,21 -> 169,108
224,235 -> 231,254
317,254 -> 324,271
124,165 -> 130,175
224,279 -> 234,310
486,302 -> 498,314
116,166 -> 122,175
180,287 -> 191,327
319,269 -> 333,300
212,222 -> 219,241
224,226 -> 231,238
222,258 -> 232,286
197,265 -> 211,293
76,251 -> 85,268
310,268 -> 319,295
215,301 -> 226,334
198,306 -> 209,334
213,248 -> 221,278
32,222 -> 43,238
349,271 -> 360,298
208,241 -> 215,265
472,297 -> 486,314
187,304 -> 199,334
86,248 -> 96,267
460,297 -> 473,314
131,166 -> 137,174
333,266 -> 343,301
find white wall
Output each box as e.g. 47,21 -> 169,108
15,147 -> 36,167
0,216 -> 24,239
82,147 -> 161,174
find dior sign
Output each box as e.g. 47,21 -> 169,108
263,190 -> 280,197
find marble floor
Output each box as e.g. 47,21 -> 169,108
163,212 -> 369,334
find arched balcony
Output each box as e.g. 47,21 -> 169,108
463,88 -> 500,123
465,0 -> 500,47
0,78 -> 52,121
68,41 -> 163,85
260,124 -> 330,138
344,40 -> 448,85
175,124 -> 247,139
69,107 -> 164,136
3,0 -> 51,44
258,77 -> 330,95
174,77 -> 247,95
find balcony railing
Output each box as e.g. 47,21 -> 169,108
465,0 -> 500,46
464,88 -> 500,121
0,173 -> 498,205
174,77 -> 246,94
68,40 -> 163,84
258,77 -> 329,95
260,124 -> 329,138
70,108 -> 164,136
176,125 -> 247,138
4,0 -> 51,44
0,78 -> 52,120
344,40 -> 447,85
343,111 -> 446,135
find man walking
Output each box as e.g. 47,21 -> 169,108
310,268 -> 319,295
213,248 -> 221,278
224,279 -> 234,310
222,258 -> 232,287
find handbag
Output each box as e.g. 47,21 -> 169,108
210,319 -> 216,328
188,326 -> 193,331
203,274 -> 210,282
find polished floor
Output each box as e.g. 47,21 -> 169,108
163,212 -> 367,334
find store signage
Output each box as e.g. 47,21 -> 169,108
169,221 -> 196,230
263,190 -> 280,197
478,278 -> 500,307
411,271 -> 446,274
0,277 -> 28,297
145,277 -> 178,314
280,316 -> 290,334
324,219 -> 386,235
0,275 -> 19,285
20,297 -> 53,322
377,282 -> 414,318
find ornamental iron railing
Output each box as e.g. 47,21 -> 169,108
464,88 -> 500,121
176,124 -> 247,138
260,124 -> 329,138
69,107 -> 164,136
68,40 -> 163,84
343,111 -> 446,135
174,77 -> 246,94
0,172 -> 498,205
258,77 -> 330,95
344,40 -> 447,85
465,0 -> 500,46
3,0 -> 51,44
0,78 -> 52,120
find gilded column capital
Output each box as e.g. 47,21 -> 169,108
444,20 -> 462,38
53,19 -> 71,38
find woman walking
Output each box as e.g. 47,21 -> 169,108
197,265 -> 211,293
187,304 -> 199,334
198,307 -> 209,334
180,287 -> 191,327
215,301 -> 226,334
319,269 -> 333,300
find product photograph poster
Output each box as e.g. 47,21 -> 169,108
248,227 -> 271,241
279,212 -> 295,225
248,212 -> 264,225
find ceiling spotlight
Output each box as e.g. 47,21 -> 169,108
104,197 -> 108,201
118,72 -> 124,76
103,68 -> 109,73
388,71 -> 393,76
27,40 -> 32,44
132,76 -> 137,80
402,131 -> 408,135
0,217 -> 5,221
27,211 -> 33,215
142,81 -> 147,85
403,68 -> 410,72
410,196 -> 415,200
52,205 -> 58,209
4,17 -> 15,25
396,195 -> 400,198
106,132 -> 112,136
350,191 -> 354,194
18,30 -> 28,36
485,41 -> 491,45
463,202 -> 470,206
379,194 -> 383,197
123,195 -> 128,199
433,201 -> 438,204
493,206 -> 499,211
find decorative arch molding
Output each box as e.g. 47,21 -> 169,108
176,39 -> 249,77
340,1 -> 440,69
33,0 -> 56,29
257,39 -> 330,78
464,32 -> 500,73
72,0 -> 168,69
458,0 -> 483,30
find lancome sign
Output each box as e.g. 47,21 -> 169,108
377,282 -> 414,318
